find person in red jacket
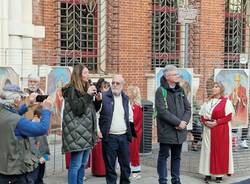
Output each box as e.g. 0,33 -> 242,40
127,85 -> 143,179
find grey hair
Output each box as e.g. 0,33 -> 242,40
0,91 -> 21,106
113,74 -> 125,84
28,73 -> 40,82
162,65 -> 178,77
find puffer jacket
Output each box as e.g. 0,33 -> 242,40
155,76 -> 191,144
61,86 -> 100,153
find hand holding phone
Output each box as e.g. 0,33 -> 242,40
36,95 -> 49,102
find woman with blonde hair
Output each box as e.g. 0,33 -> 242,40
127,85 -> 143,179
199,82 -> 234,183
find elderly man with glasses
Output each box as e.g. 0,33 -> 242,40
99,74 -> 134,184
155,65 -> 191,184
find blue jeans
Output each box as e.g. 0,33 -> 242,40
68,149 -> 91,184
157,143 -> 182,184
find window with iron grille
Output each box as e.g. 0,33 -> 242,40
152,0 -> 180,69
224,0 -> 248,68
59,0 -> 98,71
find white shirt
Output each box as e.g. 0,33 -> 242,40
109,94 -> 133,135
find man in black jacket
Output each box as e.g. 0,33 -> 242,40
155,65 -> 191,184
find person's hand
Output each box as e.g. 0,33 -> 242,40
177,121 -> 187,130
95,92 -> 102,101
98,131 -> 103,139
28,92 -> 38,105
205,120 -> 217,128
39,157 -> 46,164
87,85 -> 97,96
42,97 -> 53,110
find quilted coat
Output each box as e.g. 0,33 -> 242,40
62,86 -> 99,153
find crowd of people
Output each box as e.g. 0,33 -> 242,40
0,64 -> 248,184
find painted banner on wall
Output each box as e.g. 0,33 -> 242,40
47,67 -> 71,129
215,69 -> 249,128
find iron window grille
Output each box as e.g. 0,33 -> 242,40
152,0 -> 180,69
224,0 -> 248,68
59,0 -> 98,71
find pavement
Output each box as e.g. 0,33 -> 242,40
44,165 -> 250,184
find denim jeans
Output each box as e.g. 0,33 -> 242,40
157,143 -> 182,184
102,134 -> 131,184
68,149 -> 91,184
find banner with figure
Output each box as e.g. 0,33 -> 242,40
215,69 -> 249,128
0,67 -> 19,89
47,67 -> 71,129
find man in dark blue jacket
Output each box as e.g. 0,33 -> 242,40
99,75 -> 133,184
0,84 -> 52,184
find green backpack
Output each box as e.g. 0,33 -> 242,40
154,86 -> 185,118
154,87 -> 168,119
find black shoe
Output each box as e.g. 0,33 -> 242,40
204,176 -> 211,183
216,177 -> 222,183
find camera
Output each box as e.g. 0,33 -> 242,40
36,95 -> 49,102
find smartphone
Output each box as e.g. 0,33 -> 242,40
36,95 -> 49,102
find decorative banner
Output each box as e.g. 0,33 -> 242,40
0,67 -> 19,89
215,69 -> 249,128
47,67 -> 71,129
155,67 -> 193,130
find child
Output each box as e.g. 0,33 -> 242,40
30,106 -> 50,184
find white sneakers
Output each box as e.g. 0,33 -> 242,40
239,140 -> 248,149
130,173 -> 142,180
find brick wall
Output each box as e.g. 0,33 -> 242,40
195,0 -> 225,102
118,0 -> 152,98
32,0 -> 229,101
32,0 -> 58,65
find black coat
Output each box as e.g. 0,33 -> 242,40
155,76 -> 191,144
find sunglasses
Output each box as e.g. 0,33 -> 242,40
111,81 -> 121,85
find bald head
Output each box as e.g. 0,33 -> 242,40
111,74 -> 125,96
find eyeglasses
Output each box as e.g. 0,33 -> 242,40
168,73 -> 179,77
111,81 -> 121,85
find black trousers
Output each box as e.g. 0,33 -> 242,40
102,134 -> 131,184
35,163 -> 46,184
0,167 -> 39,184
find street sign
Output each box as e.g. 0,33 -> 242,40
178,6 -> 198,24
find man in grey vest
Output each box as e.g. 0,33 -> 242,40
0,84 -> 52,184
